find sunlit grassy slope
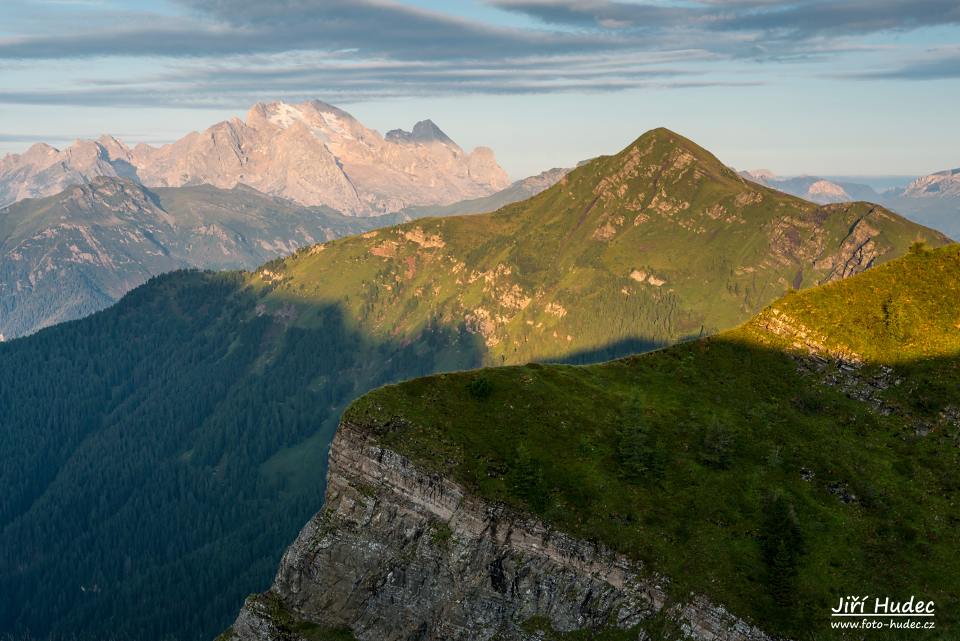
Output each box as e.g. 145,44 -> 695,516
744,243 -> 960,362
347,244 -> 960,640
249,127 -> 949,365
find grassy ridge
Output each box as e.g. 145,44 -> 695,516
346,245 -> 960,639
748,242 -> 960,362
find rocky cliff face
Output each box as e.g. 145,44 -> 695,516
0,101 -> 510,215
226,422 -> 774,641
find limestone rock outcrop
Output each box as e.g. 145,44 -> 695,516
226,422 -> 774,641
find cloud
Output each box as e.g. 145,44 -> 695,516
842,46 -> 960,80
0,49 -> 756,109
720,0 -> 960,37
0,133 -> 62,142
6,0 -> 955,62
489,0 -> 960,38
0,0 -> 956,107
487,0 -> 690,30
0,0 -> 615,61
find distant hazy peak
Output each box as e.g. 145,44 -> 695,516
904,167 -> 960,197
385,119 -> 455,146
0,98 -> 510,214
740,168 -> 777,182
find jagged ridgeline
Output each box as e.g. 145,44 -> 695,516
0,129 -> 948,641
249,244 -> 960,641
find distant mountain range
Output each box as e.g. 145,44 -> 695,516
0,167 -> 570,340
0,128 -> 947,641
0,100 -> 510,216
739,170 -> 881,203
884,168 -> 960,239
0,178 -> 410,339
903,167 -> 960,197
741,168 -> 960,239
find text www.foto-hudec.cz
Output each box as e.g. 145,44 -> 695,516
831,596 -> 936,631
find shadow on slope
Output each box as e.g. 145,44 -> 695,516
0,270 -> 667,641
0,270 -> 487,641
543,336 -> 668,365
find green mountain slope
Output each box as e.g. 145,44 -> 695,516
0,129 -> 948,641
345,243 -> 960,639
0,178 -> 406,339
248,128 -> 948,365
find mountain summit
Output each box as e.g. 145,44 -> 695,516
385,119 -> 455,144
0,100 -> 510,215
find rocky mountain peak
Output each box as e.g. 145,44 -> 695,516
807,179 -> 850,200
629,128 -> 735,175
16,142 -> 59,163
95,135 -> 132,159
385,119 -> 456,146
589,127 -> 744,201
246,100 -> 359,133
904,167 -> 960,197
412,119 -> 451,141
1,99 -> 510,215
59,176 -> 157,215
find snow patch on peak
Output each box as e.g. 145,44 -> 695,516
265,102 -> 306,129
318,110 -> 353,138
253,101 -> 356,141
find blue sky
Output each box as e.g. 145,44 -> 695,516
0,0 -> 958,179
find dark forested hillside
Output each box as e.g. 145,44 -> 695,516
0,270 -> 482,639
0,129 -> 949,641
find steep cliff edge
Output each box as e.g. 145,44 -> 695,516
226,422 -> 771,641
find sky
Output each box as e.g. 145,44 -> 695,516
0,0 -> 958,180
